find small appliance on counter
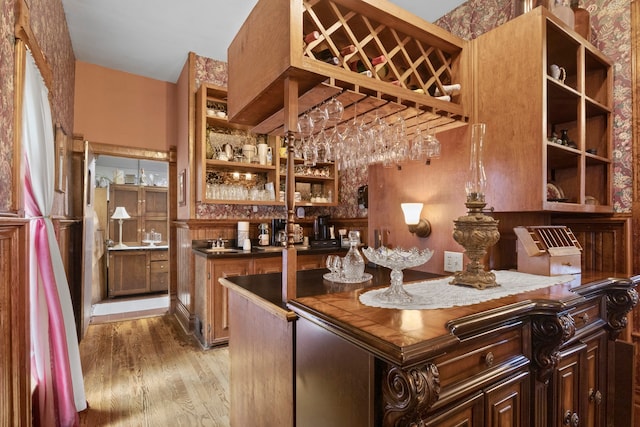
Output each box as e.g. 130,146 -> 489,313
237,221 -> 249,248
271,219 -> 286,246
271,219 -> 305,246
310,215 -> 339,248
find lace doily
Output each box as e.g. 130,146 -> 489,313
359,270 -> 575,310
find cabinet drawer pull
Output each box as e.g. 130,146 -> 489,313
563,410 -> 579,426
483,351 -> 494,368
562,262 -> 572,266
589,388 -> 602,405
580,313 -> 589,325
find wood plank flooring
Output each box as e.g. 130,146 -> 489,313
78,315 -> 230,426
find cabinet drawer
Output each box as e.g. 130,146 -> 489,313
433,325 -> 525,390
150,260 -> 168,273
150,250 -> 168,261
150,271 -> 168,292
549,254 -> 581,275
569,297 -> 602,335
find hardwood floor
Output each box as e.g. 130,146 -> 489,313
79,315 -> 230,426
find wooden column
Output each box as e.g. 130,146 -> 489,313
282,77 -> 298,301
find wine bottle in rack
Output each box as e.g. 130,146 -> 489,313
311,44 -> 357,66
349,55 -> 386,73
303,31 -> 320,47
340,44 -> 356,56
434,84 -> 461,96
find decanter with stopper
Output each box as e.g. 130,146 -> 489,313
342,231 -> 365,280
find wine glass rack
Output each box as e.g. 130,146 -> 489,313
228,0 -> 470,138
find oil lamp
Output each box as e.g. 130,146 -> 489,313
451,123 -> 500,289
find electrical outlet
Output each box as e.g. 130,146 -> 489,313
444,251 -> 464,272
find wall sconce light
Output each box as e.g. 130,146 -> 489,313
111,206 -> 131,249
401,203 -> 431,238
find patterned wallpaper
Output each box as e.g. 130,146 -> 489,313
0,0 -> 17,212
437,0 -> 632,212
0,0 -> 75,214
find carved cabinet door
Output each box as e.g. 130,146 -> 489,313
554,330 -> 607,427
484,370 -> 530,427
423,393 -> 484,427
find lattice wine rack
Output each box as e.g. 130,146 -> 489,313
228,0 -> 470,138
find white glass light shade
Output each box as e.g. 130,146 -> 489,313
401,203 -> 424,225
111,206 -> 131,219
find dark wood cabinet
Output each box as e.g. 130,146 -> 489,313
149,250 -> 169,293
108,249 -> 149,296
194,251 -> 343,348
223,268 -> 637,427
194,256 -> 251,347
108,248 -> 168,297
554,330 -> 607,427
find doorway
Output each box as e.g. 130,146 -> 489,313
91,154 -> 170,320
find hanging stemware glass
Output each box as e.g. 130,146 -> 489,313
424,124 -> 441,161
410,125 -> 424,161
297,112 -> 314,163
325,97 -> 344,125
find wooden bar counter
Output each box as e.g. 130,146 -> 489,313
220,270 -> 638,427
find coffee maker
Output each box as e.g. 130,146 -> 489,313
310,215 -> 338,248
271,219 -> 287,246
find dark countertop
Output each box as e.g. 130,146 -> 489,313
222,267 -> 639,366
220,266 -> 439,310
108,245 -> 168,251
192,244 -> 347,259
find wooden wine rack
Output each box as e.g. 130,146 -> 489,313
228,0 -> 470,137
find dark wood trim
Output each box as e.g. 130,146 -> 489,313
0,219 -> 30,426
70,138 -> 171,162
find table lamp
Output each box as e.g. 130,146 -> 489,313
111,206 -> 131,249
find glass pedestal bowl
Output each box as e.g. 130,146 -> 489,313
362,246 -> 434,305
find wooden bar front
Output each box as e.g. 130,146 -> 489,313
222,270 -> 638,427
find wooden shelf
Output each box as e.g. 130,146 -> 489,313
477,6 -> 613,213
228,0 -> 470,136
196,83 -> 339,207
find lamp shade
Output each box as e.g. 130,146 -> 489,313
111,206 -> 131,220
401,203 -> 423,225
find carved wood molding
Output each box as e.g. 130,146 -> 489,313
605,281 -> 639,340
531,313 -> 576,383
381,363 -> 440,427
14,0 -> 53,90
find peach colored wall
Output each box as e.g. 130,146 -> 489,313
73,61 -> 177,151
368,126 -> 470,275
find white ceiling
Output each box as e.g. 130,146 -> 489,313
60,0 -> 466,83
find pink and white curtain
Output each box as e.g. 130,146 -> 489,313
22,49 -> 86,426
